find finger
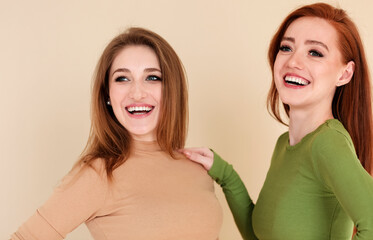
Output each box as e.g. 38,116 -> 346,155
188,152 -> 213,170
181,147 -> 213,158
188,151 -> 206,162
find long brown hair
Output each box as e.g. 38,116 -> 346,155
75,27 -> 188,179
267,3 -> 373,173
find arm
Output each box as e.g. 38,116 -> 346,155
10,160 -> 108,240
181,148 -> 257,240
314,131 -> 373,240
209,151 -> 257,240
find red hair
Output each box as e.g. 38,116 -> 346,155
267,3 -> 373,173
74,27 -> 188,180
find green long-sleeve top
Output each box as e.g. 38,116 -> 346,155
209,119 -> 373,240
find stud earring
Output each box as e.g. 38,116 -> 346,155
106,99 -> 111,105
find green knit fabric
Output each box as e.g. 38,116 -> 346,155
209,119 -> 373,240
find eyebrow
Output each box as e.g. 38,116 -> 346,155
282,37 -> 329,51
111,67 -> 161,76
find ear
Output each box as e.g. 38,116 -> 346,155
337,61 -> 355,87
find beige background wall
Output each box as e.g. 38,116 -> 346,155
1,0 -> 372,239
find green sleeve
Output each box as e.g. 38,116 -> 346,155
208,151 -> 257,240
313,131 -> 373,239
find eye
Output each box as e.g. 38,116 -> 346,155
309,50 -> 324,57
115,76 -> 129,82
279,45 -> 292,52
146,75 -> 162,81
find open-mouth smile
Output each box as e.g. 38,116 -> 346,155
126,105 -> 154,116
284,75 -> 310,86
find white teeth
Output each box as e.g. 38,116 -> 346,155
127,106 -> 153,113
285,76 -> 310,86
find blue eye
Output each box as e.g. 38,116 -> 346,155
146,75 -> 162,81
309,50 -> 323,57
115,76 -> 129,82
279,45 -> 292,52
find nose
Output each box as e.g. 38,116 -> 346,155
129,81 -> 147,100
287,51 -> 304,70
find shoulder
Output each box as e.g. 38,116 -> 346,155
273,131 -> 289,151
37,158 -> 109,226
275,131 -> 289,145
279,131 -> 289,141
310,120 -> 359,174
59,158 -> 108,191
71,158 -> 106,178
311,119 -> 355,153
307,121 -> 369,194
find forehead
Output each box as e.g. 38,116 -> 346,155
111,45 -> 160,71
284,17 -> 338,46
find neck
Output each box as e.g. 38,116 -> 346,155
131,133 -> 157,142
288,106 -> 334,146
131,138 -> 161,152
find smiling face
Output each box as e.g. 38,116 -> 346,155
273,17 -> 354,114
109,45 -> 162,141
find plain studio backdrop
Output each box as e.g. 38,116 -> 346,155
1,0 -> 372,239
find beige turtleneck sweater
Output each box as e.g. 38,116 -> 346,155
11,140 -> 222,240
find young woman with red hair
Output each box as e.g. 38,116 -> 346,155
182,3 -> 373,239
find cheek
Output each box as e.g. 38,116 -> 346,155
312,64 -> 339,84
109,86 -> 128,105
152,85 -> 162,103
109,89 -> 123,115
273,54 -> 284,73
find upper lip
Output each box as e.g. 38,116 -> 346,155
126,103 -> 153,108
